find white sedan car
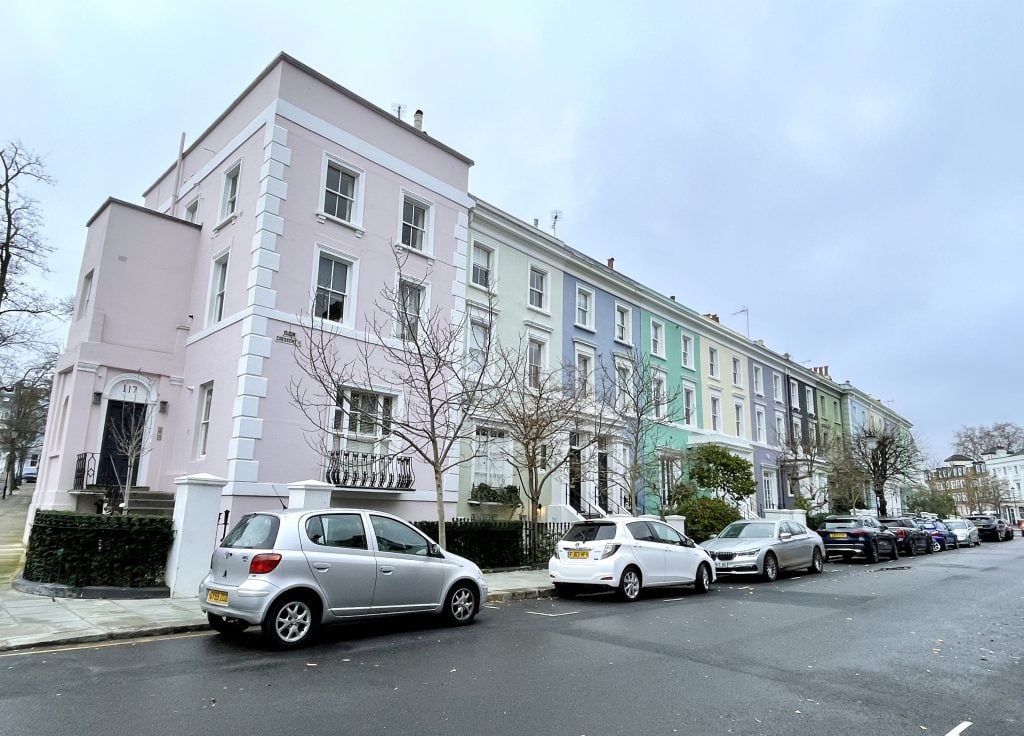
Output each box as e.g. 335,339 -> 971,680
548,517 -> 715,601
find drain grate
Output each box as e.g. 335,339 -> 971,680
877,566 -> 912,571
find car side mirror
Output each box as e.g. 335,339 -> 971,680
779,532 -> 792,540
428,543 -> 442,557
879,525 -> 888,531
707,533 -> 718,540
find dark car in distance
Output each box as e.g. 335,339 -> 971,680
879,517 -> 932,556
965,514 -> 1013,542
817,515 -> 899,563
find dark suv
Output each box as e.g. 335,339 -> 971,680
817,515 -> 899,563
965,514 -> 1012,542
879,517 -> 932,556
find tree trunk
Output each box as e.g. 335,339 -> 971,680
434,466 -> 446,548
875,476 -> 888,517
124,458 -> 135,516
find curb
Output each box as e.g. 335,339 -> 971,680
13,576 -> 170,600
0,623 -> 211,653
486,587 -> 555,603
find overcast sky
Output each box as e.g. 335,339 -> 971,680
7,1 -> 1022,462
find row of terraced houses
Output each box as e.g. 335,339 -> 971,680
26,54 -> 914,531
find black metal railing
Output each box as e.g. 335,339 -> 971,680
73,452 -> 98,490
325,451 -> 415,489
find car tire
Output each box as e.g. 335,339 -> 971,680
694,563 -> 712,594
762,553 -> 779,582
888,541 -> 899,561
905,540 -> 917,557
262,594 -> 319,649
952,538 -> 959,549
617,566 -> 642,602
865,541 -> 879,564
931,540 -> 940,553
808,548 -> 824,574
553,582 -> 577,599
444,583 -> 478,626
207,612 -> 249,638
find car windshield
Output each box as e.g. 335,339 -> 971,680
719,522 -> 776,539
969,516 -> 994,523
944,520 -> 967,529
222,514 -> 280,549
881,519 -> 910,527
918,522 -> 936,530
822,518 -> 861,529
562,523 -> 616,542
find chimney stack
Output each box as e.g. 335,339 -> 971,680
607,257 -> 615,269
669,295 -> 676,301
413,109 -> 423,131
533,218 -> 539,228
703,313 -> 719,323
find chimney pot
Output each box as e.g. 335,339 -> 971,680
533,218 -> 539,227
607,257 -> 615,269
669,295 -> 676,301
413,109 -> 423,131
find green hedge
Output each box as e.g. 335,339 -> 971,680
414,519 -> 525,568
23,511 -> 174,588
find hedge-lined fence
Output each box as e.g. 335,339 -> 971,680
23,511 -> 174,588
413,519 -> 572,568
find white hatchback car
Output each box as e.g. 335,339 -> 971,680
548,517 -> 715,601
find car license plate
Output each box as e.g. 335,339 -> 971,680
829,533 -> 846,538
716,561 -> 732,569
206,589 -> 229,606
567,550 -> 589,560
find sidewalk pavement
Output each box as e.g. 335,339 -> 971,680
0,488 -> 554,653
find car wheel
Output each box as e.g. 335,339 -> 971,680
694,563 -> 712,594
808,548 -> 824,574
553,582 -> 577,598
444,583 -> 478,625
617,566 -> 642,602
207,612 -> 249,638
262,594 -> 319,649
888,541 -> 899,561
865,541 -> 879,564
905,540 -> 917,557
930,540 -> 940,553
762,552 -> 779,582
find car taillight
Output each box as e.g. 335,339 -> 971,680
593,543 -> 620,560
846,531 -> 864,538
895,529 -> 906,538
249,553 -> 282,574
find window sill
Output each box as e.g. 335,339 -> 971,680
527,304 -> 550,317
316,211 -> 364,238
613,338 -> 633,348
396,243 -> 434,261
213,213 -> 237,234
574,322 -> 596,333
469,281 -> 495,295
651,352 -> 666,361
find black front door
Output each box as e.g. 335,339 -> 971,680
96,400 -> 146,488
568,448 -> 582,511
597,449 -> 608,510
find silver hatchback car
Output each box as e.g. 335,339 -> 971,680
199,508 -> 488,648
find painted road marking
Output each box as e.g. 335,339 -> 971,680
0,631 -> 213,658
526,611 -> 578,617
662,597 -> 689,602
945,722 -> 972,736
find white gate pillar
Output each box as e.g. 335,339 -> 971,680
166,473 -> 227,599
287,479 -> 335,509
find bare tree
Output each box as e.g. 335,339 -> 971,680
823,438 -> 870,513
597,349 -> 684,515
777,422 -> 829,511
963,473 -> 1011,514
851,425 -> 923,517
483,343 -> 608,528
952,422 -> 1024,459
0,354 -> 53,499
289,246 -> 496,546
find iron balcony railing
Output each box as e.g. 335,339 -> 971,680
325,450 -> 415,490
73,452 -> 98,490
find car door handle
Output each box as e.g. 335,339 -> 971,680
312,563 -> 330,572
379,566 -> 395,575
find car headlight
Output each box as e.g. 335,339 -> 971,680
735,549 -> 760,557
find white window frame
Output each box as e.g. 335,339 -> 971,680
574,285 -> 595,331
473,426 -> 511,488
527,265 -> 548,313
398,189 -> 434,256
753,365 -> 763,396
734,402 -> 745,438
790,379 -> 800,410
683,382 -> 696,426
681,334 -> 694,369
396,279 -> 427,341
708,347 -> 720,378
195,382 -> 214,458
77,270 -> 94,320
773,373 -> 784,403
754,406 -> 766,443
527,337 -> 545,389
775,411 -> 787,446
732,357 -> 742,386
207,252 -> 229,326
313,248 -> 357,327
319,154 -> 366,231
791,416 -> 802,446
710,393 -> 722,432
652,370 -> 668,419
615,358 -> 632,410
614,304 -> 633,345
468,316 -> 492,376
184,197 -> 200,224
219,161 -> 241,223
339,390 -> 394,454
805,387 -> 815,415
763,469 -> 777,507
470,241 -> 494,290
650,319 -> 665,359
574,345 -> 595,398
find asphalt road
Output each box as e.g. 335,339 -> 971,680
2,540 -> 1021,736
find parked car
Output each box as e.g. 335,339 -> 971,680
879,517 -> 932,556
964,514 -> 1011,542
942,518 -> 980,547
549,517 -> 714,601
915,519 -> 959,550
200,508 -> 488,648
817,515 -> 899,563
700,519 -> 825,581
20,470 -> 37,484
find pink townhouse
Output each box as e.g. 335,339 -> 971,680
29,54 -> 475,524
